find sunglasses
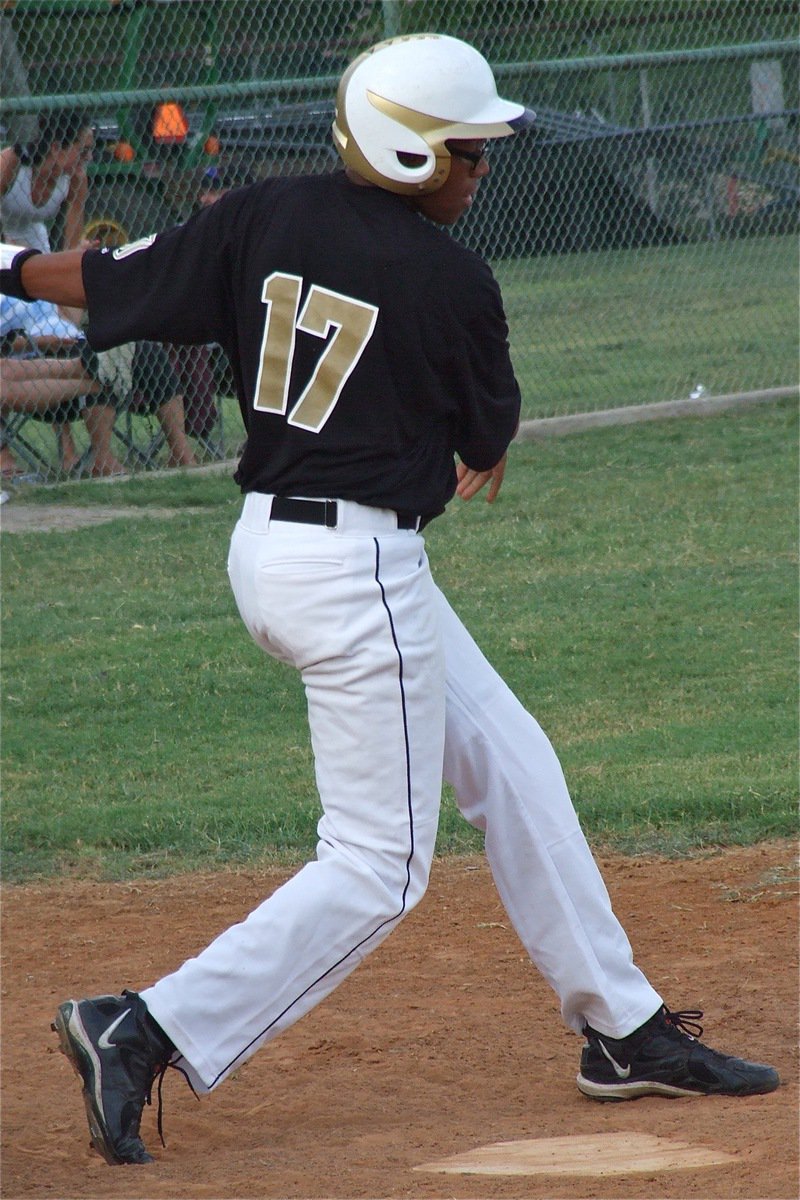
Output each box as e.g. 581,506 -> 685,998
445,141 -> 490,174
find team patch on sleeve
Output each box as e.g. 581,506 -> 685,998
108,234 -> 157,260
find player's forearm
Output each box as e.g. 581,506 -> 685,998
23,249 -> 87,307
1,245 -> 87,308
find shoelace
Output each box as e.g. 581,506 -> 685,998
148,1057 -> 199,1148
663,1006 -> 704,1039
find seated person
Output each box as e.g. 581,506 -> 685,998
1,293 -> 123,477
167,340 -> 220,450
123,340 -> 197,469
0,352 -> 109,478
1,295 -> 196,472
194,165 -> 254,211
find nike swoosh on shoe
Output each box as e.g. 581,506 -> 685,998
97,1008 -> 131,1051
597,1039 -> 632,1078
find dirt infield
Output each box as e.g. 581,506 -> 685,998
0,503 -> 209,534
2,841 -> 797,1200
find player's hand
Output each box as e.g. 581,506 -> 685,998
456,453 -> 508,503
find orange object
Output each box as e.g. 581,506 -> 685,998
113,141 -> 136,162
153,102 -> 189,144
203,135 -> 221,156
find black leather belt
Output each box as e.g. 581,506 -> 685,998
270,497 -> 419,530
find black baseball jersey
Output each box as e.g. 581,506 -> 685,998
82,171 -> 521,519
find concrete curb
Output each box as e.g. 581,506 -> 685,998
515,386 -> 798,440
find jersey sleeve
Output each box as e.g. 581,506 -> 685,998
442,259 -> 521,471
81,193 -> 244,351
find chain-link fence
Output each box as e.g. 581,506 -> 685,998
1,1 -> 797,481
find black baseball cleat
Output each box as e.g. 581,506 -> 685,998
576,1006 -> 780,1101
52,990 -> 175,1164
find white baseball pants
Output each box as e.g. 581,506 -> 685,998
143,496 -> 660,1092
438,589 -> 662,1038
144,495 -> 446,1091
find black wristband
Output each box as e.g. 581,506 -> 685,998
0,247 -> 41,301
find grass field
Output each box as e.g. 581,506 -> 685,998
1,400 -> 797,882
497,233 -> 799,419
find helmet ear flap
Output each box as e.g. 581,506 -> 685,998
331,92 -> 450,193
332,33 -> 533,196
333,70 -> 452,194
363,101 -> 441,187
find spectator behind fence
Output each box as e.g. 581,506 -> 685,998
0,293 -> 124,477
1,296 -> 196,474
0,340 -> 111,480
1,110 -> 94,256
168,168 -> 254,456
0,111 -> 111,470
195,165 -> 255,210
122,340 -> 197,469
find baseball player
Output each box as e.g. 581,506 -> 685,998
2,34 -> 778,1167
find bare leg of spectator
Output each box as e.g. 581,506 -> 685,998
0,360 -> 123,477
1,442 -> 25,478
83,404 -> 126,477
168,344 -> 219,443
55,421 -> 81,474
0,375 -> 99,411
158,394 -> 197,467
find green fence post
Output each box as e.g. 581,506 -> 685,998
381,0 -> 402,40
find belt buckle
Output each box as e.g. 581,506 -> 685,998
324,499 -> 338,529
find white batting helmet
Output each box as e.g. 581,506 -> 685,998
332,33 -> 535,195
